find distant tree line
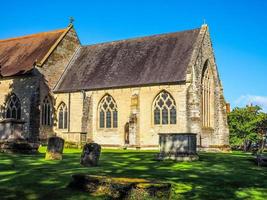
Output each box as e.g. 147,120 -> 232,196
228,105 -> 267,152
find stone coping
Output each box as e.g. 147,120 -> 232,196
0,140 -> 39,154
158,133 -> 197,136
57,132 -> 87,134
156,152 -> 199,161
0,118 -> 25,124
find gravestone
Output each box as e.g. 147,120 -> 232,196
45,136 -> 64,160
0,119 -> 39,154
156,133 -> 199,161
80,143 -> 101,167
68,174 -> 171,199
0,119 -> 25,140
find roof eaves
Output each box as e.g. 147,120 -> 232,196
54,80 -> 187,93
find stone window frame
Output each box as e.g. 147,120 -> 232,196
41,96 -> 53,126
98,94 -> 118,129
5,93 -> 21,120
201,60 -> 215,128
58,102 -> 68,130
152,90 -> 177,126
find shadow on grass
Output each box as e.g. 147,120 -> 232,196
0,148 -> 266,200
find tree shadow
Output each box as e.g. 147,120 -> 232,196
0,149 -> 267,200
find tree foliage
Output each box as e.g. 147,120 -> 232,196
228,105 -> 267,151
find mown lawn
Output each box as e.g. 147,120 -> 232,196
0,147 -> 266,200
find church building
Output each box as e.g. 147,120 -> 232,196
0,23 -> 229,150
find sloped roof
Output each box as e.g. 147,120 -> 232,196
55,28 -> 200,92
0,29 -> 66,77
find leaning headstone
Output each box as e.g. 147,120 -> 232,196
80,143 -> 101,167
45,136 -> 64,160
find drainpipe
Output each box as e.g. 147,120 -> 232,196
81,90 -> 85,100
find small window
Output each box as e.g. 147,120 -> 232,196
58,102 -> 68,129
162,107 -> 168,124
100,110 -> 105,128
113,110 -> 118,128
106,110 -> 111,128
98,95 -> 118,128
154,107 -> 160,125
153,91 -> 176,125
5,94 -> 21,120
41,96 -> 52,126
170,107 -> 176,124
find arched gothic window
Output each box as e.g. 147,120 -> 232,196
98,95 -> 118,128
6,93 -> 21,120
41,96 -> 52,126
153,91 -> 176,125
201,61 -> 215,128
58,102 -> 68,129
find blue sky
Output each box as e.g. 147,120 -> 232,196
1,0 -> 267,111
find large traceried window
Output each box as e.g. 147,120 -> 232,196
5,93 -> 21,120
153,91 -> 176,125
58,102 -> 68,129
41,96 -> 52,126
201,61 -> 215,128
98,95 -> 118,129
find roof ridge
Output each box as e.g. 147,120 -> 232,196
0,28 -> 67,43
82,27 -> 201,48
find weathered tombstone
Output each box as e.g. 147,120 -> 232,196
80,143 -> 101,167
156,133 -> 199,161
45,136 -> 64,160
68,174 -> 172,199
0,119 -> 25,140
0,119 -> 39,154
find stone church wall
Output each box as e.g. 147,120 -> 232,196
0,73 -> 40,140
54,84 -> 189,148
186,25 -> 229,150
54,92 -> 84,142
38,27 -> 80,90
0,27 -> 80,142
38,27 -> 80,139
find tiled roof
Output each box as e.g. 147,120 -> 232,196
0,29 -> 66,77
55,28 -> 200,92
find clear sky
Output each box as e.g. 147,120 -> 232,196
1,0 -> 266,111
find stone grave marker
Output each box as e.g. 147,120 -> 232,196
80,143 -> 101,167
45,136 -> 64,160
156,133 -> 199,161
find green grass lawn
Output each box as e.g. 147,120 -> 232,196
0,147 -> 267,200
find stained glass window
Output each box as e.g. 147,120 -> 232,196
98,95 -> 118,128
5,94 -> 21,120
41,96 -> 52,126
58,102 -> 68,129
153,91 -> 176,125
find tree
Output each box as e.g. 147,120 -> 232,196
228,105 -> 267,151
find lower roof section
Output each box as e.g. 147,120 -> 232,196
0,29 -> 66,77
